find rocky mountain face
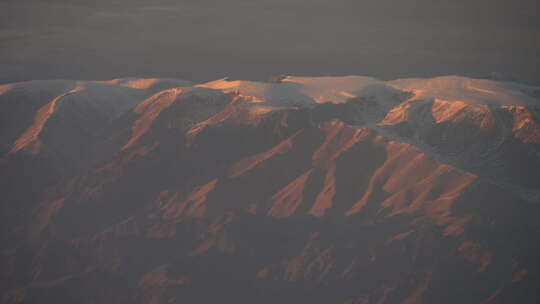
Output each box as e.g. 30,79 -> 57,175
1,76 -> 539,304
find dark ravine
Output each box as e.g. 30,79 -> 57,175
1,77 -> 540,303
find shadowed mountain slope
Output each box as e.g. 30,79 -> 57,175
1,75 -> 539,304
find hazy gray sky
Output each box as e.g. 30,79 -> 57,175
1,0 -> 539,84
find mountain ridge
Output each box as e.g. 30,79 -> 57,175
1,75 -> 539,304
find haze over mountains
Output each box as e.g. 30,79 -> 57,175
2,0 -> 540,84
1,75 -> 540,303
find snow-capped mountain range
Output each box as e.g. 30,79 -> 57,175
1,75 -> 539,304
